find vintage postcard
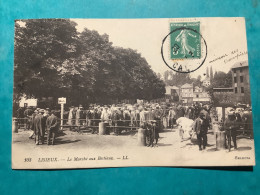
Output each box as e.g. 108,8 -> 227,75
12,18 -> 255,169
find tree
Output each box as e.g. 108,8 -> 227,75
211,71 -> 232,88
192,75 -> 202,87
14,19 -> 79,102
210,66 -> 213,81
14,19 -> 165,105
163,70 -> 169,82
77,28 -> 115,104
214,71 -> 218,79
206,67 -> 209,77
206,70 -> 233,105
112,47 -> 165,101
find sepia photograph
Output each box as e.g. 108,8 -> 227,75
12,18 -> 255,169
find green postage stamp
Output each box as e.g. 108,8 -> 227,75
170,22 -> 201,59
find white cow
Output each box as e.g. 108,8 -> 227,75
176,117 -> 195,141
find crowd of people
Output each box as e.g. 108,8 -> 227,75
65,102 -> 211,130
17,102 -> 210,146
15,102 -> 253,149
17,108 -> 59,145
65,103 -> 212,147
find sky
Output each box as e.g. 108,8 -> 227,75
72,18 -> 249,79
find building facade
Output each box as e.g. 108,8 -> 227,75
164,84 -> 211,105
231,61 -> 251,104
193,86 -> 210,103
180,83 -> 193,105
202,77 -> 210,87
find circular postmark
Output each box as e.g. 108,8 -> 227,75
161,26 -> 207,73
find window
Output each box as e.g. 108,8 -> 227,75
196,94 -> 199,98
241,87 -> 244,93
235,87 -> 237,93
240,68 -> 243,73
234,77 -> 237,83
240,76 -> 243,83
233,69 -> 236,73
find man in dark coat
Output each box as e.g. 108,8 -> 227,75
224,112 -> 238,150
145,120 -> 159,147
41,109 -> 49,144
46,110 -> 59,145
176,105 -> 185,119
188,106 -> 195,120
85,109 -> 92,127
34,109 -> 44,145
194,103 -> 201,119
242,110 -> 253,139
145,122 -> 153,147
151,120 -> 159,147
91,108 -> 100,134
200,107 -> 211,144
111,109 -> 123,136
29,109 -> 38,139
17,107 -> 25,129
193,112 -> 208,150
24,107 -> 33,130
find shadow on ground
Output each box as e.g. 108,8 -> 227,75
158,143 -> 172,147
237,146 -> 252,151
55,139 -> 81,145
160,129 -> 175,133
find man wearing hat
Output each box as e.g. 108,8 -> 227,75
101,106 -> 110,122
168,107 -> 176,129
242,109 -> 253,139
193,112 -> 208,150
145,121 -> 153,147
111,108 -> 122,135
76,105 -> 83,127
29,109 -> 38,139
200,106 -> 211,144
85,106 -> 92,127
145,120 -> 159,147
46,110 -> 59,145
41,109 -> 48,143
122,106 -> 131,129
34,109 -> 45,145
152,120 -> 159,147
224,111 -> 238,150
90,108 -> 98,134
24,106 -> 33,130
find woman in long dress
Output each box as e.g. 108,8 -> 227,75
175,29 -> 196,57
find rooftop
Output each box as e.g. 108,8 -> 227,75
231,61 -> 248,69
166,85 -> 179,90
213,88 -> 233,90
181,83 -> 193,88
